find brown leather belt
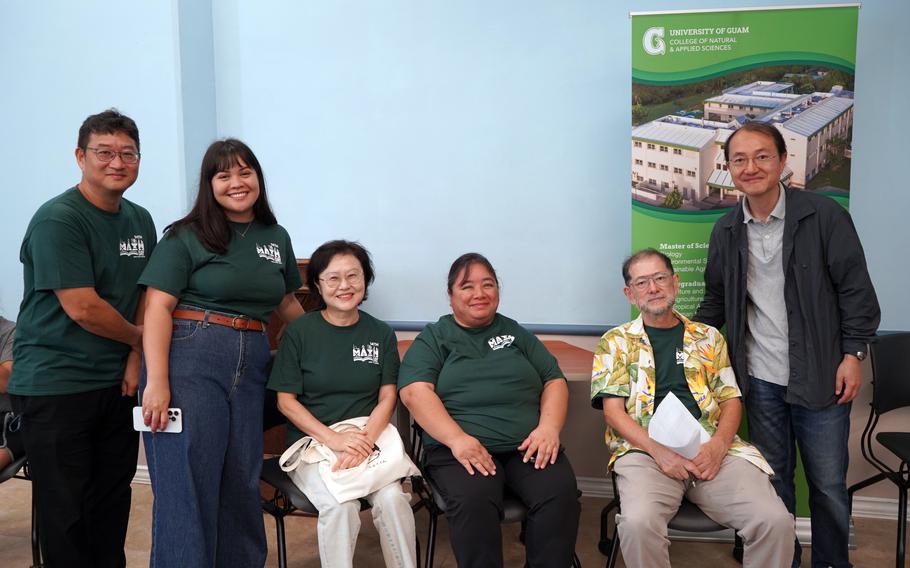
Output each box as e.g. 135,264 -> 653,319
172,309 -> 265,331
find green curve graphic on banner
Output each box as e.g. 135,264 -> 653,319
819,192 -> 850,209
633,51 -> 854,85
631,200 -> 729,223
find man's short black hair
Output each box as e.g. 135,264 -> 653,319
77,108 -> 140,151
724,122 -> 786,162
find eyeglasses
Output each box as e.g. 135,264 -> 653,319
319,271 -> 364,289
727,154 -> 777,170
629,272 -> 673,291
85,147 -> 141,165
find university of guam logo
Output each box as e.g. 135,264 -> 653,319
643,27 -> 666,56
353,342 -> 380,365
119,235 -> 146,258
487,335 -> 515,351
256,242 -> 282,264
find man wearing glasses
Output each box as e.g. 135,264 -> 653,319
8,109 -> 156,568
591,248 -> 793,568
695,122 -> 880,568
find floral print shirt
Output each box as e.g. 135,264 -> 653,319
591,312 -> 771,475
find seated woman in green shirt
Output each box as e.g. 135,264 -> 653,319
138,139 -> 305,568
399,253 -> 580,568
267,240 -> 416,568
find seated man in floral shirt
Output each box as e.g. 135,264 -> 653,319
591,248 -> 793,568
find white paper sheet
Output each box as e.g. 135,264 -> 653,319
647,391 -> 710,459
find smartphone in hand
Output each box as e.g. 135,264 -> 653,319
132,406 -> 183,433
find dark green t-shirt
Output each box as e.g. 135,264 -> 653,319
398,313 -> 565,453
267,310 -> 400,446
138,221 -> 301,323
10,187 -> 157,396
645,322 -> 701,420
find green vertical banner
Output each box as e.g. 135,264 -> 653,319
631,4 -> 859,521
631,4 -> 859,317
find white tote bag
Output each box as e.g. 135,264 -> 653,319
278,416 -> 420,502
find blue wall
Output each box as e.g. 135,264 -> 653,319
0,2 -> 188,316
2,0 -> 907,331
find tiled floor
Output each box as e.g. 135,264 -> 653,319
0,476 -> 902,567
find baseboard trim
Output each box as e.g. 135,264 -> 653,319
133,465 -> 150,485
850,495 -> 909,520
577,475 -> 614,499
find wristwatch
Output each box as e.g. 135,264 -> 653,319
853,350 -> 867,361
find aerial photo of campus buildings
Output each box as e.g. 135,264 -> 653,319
631,80 -> 854,209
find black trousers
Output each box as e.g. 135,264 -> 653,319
425,445 -> 580,568
11,385 -> 139,568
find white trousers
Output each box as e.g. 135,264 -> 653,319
290,461 -> 417,568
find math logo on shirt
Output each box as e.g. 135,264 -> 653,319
119,235 -> 146,258
487,335 -> 515,351
256,243 -> 282,264
353,342 -> 380,365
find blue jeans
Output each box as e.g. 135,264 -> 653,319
141,311 -> 271,568
746,376 -> 852,568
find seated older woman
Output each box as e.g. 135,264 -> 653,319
399,253 -> 579,568
268,240 -> 416,568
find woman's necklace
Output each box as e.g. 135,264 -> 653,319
235,220 -> 254,238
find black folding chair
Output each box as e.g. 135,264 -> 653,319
260,389 -> 423,568
847,332 -> 910,568
600,471 -> 743,567
406,419 -> 582,568
260,456 -> 374,568
0,454 -> 44,567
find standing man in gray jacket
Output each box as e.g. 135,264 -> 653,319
695,121 -> 880,568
